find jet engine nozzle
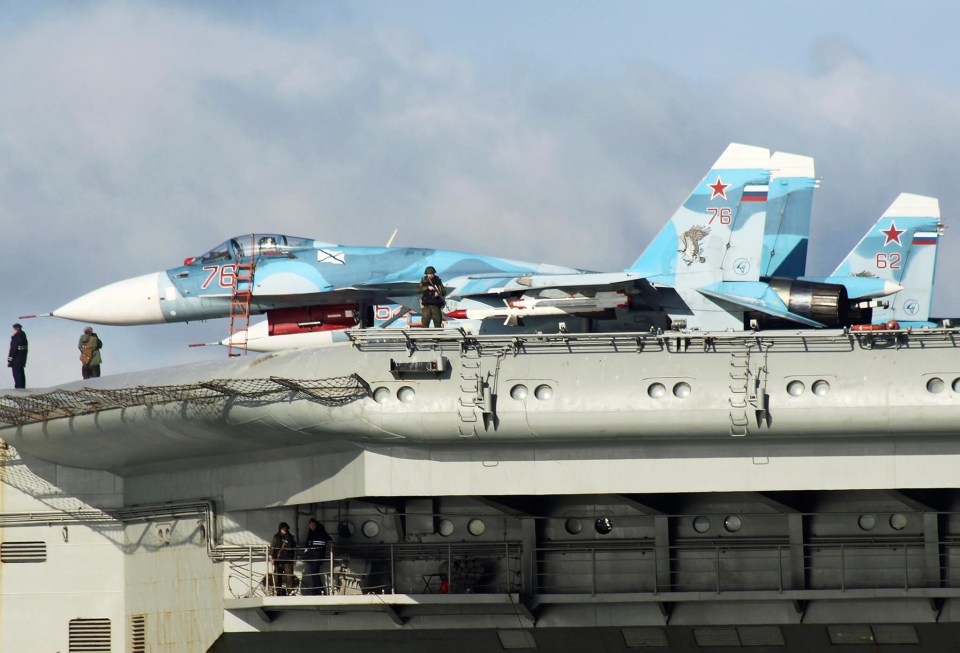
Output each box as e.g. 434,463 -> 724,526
767,278 -> 849,328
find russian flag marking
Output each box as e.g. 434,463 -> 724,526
741,184 -> 768,202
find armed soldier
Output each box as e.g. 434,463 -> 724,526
416,266 -> 446,328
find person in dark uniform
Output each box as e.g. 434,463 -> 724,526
270,521 -> 297,596
416,266 -> 445,327
302,518 -> 333,595
8,323 -> 27,389
78,326 -> 103,379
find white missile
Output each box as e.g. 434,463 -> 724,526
208,320 -> 351,353
445,292 -> 627,326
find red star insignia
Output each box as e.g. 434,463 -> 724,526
881,222 -> 905,246
707,176 -> 729,200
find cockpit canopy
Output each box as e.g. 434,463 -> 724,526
184,234 -> 313,265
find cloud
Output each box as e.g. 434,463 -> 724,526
1,6 -> 958,389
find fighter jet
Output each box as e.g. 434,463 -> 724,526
48,143 -> 925,343
51,235 -> 585,326
449,146 -> 907,331
48,144 -> 772,335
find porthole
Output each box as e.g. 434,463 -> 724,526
373,387 -> 391,403
534,384 -> 553,400
692,516 -> 711,533
361,520 -> 380,538
468,518 -> 486,536
890,513 -> 908,530
812,380 -> 830,396
564,518 -> 583,535
437,519 -> 455,537
857,514 -> 876,531
953,378 -> 960,393
648,383 -> 666,399
927,377 -> 945,394
787,380 -> 804,396
397,386 -> 416,402
594,517 -> 613,535
723,515 -> 742,532
673,382 -> 691,398
510,384 -> 528,400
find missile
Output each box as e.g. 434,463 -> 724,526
194,320 -> 352,353
445,292 -> 627,326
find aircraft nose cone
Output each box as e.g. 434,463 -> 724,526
53,272 -> 166,325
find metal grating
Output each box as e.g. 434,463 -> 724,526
69,618 -> 111,652
827,625 -> 874,644
0,374 -> 370,427
737,626 -> 785,646
872,625 -> 919,645
0,540 -> 47,563
694,627 -> 741,647
130,614 -> 146,653
622,627 -> 670,648
497,630 -> 536,649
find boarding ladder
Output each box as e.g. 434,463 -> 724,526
227,234 -> 257,357
728,345 -> 769,436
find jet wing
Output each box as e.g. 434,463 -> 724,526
697,281 -> 826,327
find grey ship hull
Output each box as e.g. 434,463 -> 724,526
6,327 -> 960,474
4,328 -> 960,652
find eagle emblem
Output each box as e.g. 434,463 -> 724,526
678,225 -> 711,266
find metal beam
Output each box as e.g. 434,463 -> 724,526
380,604 -> 404,626
654,515 -> 672,594
618,494 -> 665,515
476,496 -> 537,517
787,514 -> 806,591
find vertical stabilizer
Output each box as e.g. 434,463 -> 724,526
630,143 -> 771,286
830,193 -> 941,286
762,152 -> 817,277
868,194 -> 942,325
627,143 -> 770,331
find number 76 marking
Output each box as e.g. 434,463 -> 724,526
707,207 -> 732,225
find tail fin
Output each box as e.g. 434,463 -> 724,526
868,195 -> 942,325
830,193 -> 941,287
762,152 -> 817,277
630,143 -> 770,289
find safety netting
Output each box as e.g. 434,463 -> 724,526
0,374 -> 370,427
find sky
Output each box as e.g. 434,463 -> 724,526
2,0 -> 960,390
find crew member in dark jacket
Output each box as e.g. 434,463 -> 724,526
416,266 -> 445,328
78,326 -> 103,379
8,323 -> 27,389
270,521 -> 297,596
302,518 -> 333,595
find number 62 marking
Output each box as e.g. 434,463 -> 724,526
875,253 -> 901,270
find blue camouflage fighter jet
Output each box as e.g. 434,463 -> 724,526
49,144 -> 938,341
51,235 -> 584,326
